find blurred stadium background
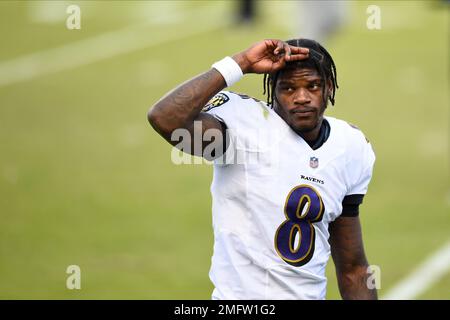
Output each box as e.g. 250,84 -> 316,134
0,1 -> 448,299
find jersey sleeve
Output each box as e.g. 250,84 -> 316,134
202,91 -> 269,165
347,139 -> 376,196
340,132 -> 376,216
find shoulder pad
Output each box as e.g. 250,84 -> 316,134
202,92 -> 230,112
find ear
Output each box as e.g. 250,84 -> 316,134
326,78 -> 333,96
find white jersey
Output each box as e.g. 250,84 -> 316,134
204,91 -> 375,300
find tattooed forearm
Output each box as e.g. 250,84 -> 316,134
172,71 -> 217,107
329,216 -> 378,300
148,69 -> 226,140
337,266 -> 378,300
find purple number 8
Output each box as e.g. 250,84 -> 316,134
274,185 -> 325,266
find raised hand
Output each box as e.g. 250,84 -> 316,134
232,39 -> 310,74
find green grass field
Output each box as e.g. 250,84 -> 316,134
0,1 -> 448,299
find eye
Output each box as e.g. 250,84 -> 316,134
309,82 -> 321,90
281,86 -> 295,92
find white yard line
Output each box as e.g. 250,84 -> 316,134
382,240 -> 450,300
0,4 -> 228,88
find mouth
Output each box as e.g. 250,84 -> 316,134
291,108 -> 315,117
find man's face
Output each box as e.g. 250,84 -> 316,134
274,67 -> 329,135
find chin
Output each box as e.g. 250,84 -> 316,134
292,121 -> 317,133
296,126 -> 315,134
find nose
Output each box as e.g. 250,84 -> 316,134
293,88 -> 311,105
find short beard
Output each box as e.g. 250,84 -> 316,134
294,123 -> 319,134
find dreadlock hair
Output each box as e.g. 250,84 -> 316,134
263,39 -> 338,108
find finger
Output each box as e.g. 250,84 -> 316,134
283,43 -> 292,58
285,53 -> 309,62
285,46 -> 309,61
273,41 -> 285,56
289,46 -> 310,55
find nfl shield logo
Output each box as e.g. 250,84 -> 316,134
310,156 -> 319,168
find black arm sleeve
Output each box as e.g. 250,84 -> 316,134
341,194 -> 364,217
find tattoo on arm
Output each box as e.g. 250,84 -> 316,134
329,216 -> 378,300
148,69 -> 227,154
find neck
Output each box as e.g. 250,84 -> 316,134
297,118 -> 323,143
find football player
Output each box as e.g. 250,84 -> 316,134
148,39 -> 377,300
